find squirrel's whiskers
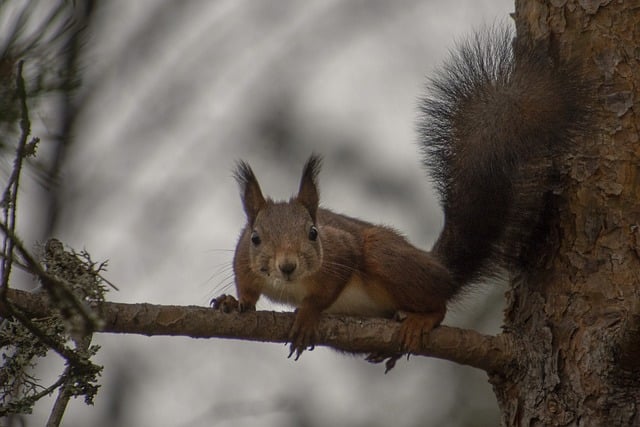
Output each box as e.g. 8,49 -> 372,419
211,24 -> 592,369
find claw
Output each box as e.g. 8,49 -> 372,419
366,310 -> 444,372
384,355 -> 401,373
210,294 -> 239,312
366,352 -> 403,373
287,345 -> 297,360
210,294 -> 255,313
287,307 -> 320,361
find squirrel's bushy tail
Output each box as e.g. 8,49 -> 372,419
419,25 -> 591,289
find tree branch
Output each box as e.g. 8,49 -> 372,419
1,60 -> 32,300
2,288 -> 514,373
47,333 -> 93,427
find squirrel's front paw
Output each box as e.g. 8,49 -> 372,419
288,308 -> 320,360
210,294 -> 239,312
210,294 -> 256,313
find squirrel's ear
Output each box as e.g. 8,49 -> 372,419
296,154 -> 322,222
234,160 -> 266,225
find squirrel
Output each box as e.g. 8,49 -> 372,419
212,25 -> 591,366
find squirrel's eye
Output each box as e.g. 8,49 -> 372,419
250,230 -> 261,246
308,225 -> 318,241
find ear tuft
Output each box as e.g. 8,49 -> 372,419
297,154 -> 322,222
234,160 -> 266,225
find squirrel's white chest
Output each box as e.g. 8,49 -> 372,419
261,277 -> 308,307
261,275 -> 394,318
325,282 -> 394,317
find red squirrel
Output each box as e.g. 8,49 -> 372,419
212,26 -> 591,364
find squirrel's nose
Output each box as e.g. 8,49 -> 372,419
278,261 -> 297,276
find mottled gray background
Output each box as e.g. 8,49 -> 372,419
17,1 -> 513,425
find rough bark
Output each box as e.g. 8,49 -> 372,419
492,1 -> 640,425
1,288 -> 512,372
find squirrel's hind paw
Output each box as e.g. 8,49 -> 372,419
396,310 -> 445,353
366,352 -> 406,373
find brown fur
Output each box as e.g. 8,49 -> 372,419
228,155 -> 451,358
217,26 -> 591,365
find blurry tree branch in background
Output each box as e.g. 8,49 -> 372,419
0,1 -> 101,424
0,61 -> 102,427
0,0 -> 95,243
1,60 -> 34,302
0,1 -> 86,181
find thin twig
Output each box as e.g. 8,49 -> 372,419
0,374 -> 67,417
46,334 -> 93,427
46,371 -> 73,427
0,251 -> 30,273
1,60 -> 31,300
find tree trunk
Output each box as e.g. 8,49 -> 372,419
493,1 -> 640,425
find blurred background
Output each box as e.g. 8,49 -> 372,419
5,0 -> 513,425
